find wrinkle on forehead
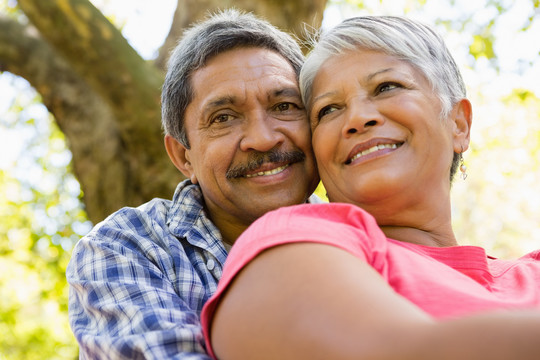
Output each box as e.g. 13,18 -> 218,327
189,47 -> 299,115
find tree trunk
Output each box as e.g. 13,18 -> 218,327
1,0 -> 327,224
1,16 -> 135,223
155,0 -> 327,70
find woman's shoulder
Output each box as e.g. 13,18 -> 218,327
258,202 -> 380,230
231,202 -> 388,265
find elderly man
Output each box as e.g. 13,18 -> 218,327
66,9 -> 319,359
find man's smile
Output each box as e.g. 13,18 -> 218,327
226,149 -> 305,179
245,164 -> 290,178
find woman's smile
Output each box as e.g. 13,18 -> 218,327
345,140 -> 403,165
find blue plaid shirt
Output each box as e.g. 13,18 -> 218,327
67,180 -> 227,359
67,179 -> 322,359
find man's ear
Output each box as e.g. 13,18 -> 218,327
164,134 -> 198,184
451,98 -> 472,153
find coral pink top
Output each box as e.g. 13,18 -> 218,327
201,203 -> 540,358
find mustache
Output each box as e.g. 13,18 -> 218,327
226,149 -> 306,179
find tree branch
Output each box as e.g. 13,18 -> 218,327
16,0 -> 182,214
0,15 -> 132,223
17,0 -> 164,145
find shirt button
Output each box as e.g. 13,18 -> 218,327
206,259 -> 215,271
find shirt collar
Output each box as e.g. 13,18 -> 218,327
167,179 -> 324,249
167,179 -> 224,252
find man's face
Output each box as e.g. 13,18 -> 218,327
170,47 -> 318,239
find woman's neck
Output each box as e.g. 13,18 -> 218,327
380,224 -> 458,248
363,189 -> 458,247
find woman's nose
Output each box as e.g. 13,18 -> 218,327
342,99 -> 384,136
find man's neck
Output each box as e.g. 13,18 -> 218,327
201,203 -> 251,247
212,217 -> 248,247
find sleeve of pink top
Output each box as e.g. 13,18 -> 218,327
200,202 -> 387,359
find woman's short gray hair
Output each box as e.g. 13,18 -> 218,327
161,9 -> 304,148
300,16 -> 466,118
300,16 -> 467,180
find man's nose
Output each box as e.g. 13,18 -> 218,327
239,112 -> 285,152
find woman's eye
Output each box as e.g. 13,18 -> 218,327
378,82 -> 400,93
317,105 -> 337,120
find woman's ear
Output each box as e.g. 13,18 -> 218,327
164,135 -> 198,184
451,98 -> 472,152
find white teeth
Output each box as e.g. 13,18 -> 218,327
245,164 -> 289,178
350,144 -> 397,162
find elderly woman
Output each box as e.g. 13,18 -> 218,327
201,16 -> 540,359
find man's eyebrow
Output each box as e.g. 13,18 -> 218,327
202,88 -> 301,112
271,87 -> 301,99
206,95 -> 237,109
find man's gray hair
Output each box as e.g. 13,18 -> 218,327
162,9 -> 304,148
300,16 -> 467,180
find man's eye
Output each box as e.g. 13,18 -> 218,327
212,114 -> 233,124
275,102 -> 298,112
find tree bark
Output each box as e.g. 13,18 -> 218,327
156,0 -> 327,69
2,0 -> 327,223
0,15 -> 177,223
9,0 -> 182,223
0,17 -> 118,222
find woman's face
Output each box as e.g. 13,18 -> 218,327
310,50 -> 460,215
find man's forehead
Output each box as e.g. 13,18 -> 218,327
203,45 -> 291,69
185,47 -> 301,115
195,47 -> 295,79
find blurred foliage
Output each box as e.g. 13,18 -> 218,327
470,33 -> 496,61
452,88 -> 540,258
0,75 -> 88,359
1,0 -> 540,359
0,0 -> 24,21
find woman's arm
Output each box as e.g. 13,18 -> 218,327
209,243 -> 540,360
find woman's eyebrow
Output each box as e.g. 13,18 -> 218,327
311,68 -> 395,105
366,67 -> 392,82
312,91 -> 337,105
